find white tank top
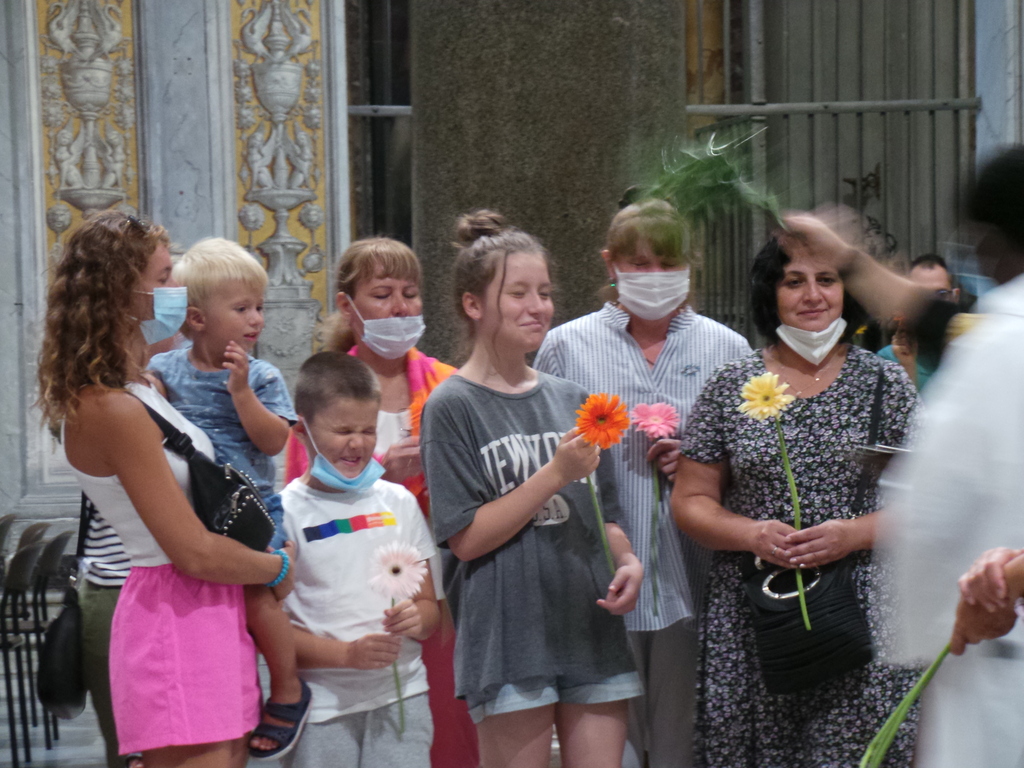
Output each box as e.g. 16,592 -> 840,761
69,382 -> 215,568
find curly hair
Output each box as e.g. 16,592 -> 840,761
37,210 -> 169,428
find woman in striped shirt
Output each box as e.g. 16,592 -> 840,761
534,199 -> 751,768
79,495 -> 136,768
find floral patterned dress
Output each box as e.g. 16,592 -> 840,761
680,347 -> 921,768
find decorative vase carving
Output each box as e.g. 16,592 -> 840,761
234,0 -> 326,384
41,0 -> 136,217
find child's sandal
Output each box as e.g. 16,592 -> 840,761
248,679 -> 313,762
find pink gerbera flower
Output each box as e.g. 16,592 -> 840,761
368,542 -> 427,602
630,402 -> 681,440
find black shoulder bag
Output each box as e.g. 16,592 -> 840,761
741,366 -> 886,695
140,402 -> 276,552
37,494 -> 89,719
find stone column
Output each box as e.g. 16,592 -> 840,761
411,1 -> 687,361
135,1 -> 237,245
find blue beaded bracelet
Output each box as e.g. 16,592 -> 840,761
266,549 -> 290,588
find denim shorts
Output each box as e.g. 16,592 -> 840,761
264,492 -> 287,549
466,672 -> 643,724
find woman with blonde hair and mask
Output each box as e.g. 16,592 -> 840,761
283,237 -> 478,768
534,198 -> 751,768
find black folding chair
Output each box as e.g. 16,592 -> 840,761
13,522 -> 50,552
1,542 -> 44,768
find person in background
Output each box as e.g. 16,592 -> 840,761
79,495 -> 139,768
282,238 -> 477,768
876,253 -> 959,391
534,198 -> 750,768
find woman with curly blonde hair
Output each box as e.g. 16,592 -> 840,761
39,210 -> 295,768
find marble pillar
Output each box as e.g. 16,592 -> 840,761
135,1 -> 237,246
0,1 -> 37,520
410,0 -> 687,361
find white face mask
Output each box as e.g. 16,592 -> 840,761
776,317 -> 847,365
614,268 -> 691,321
350,303 -> 425,360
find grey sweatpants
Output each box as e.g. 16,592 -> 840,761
622,619 -> 699,768
283,693 -> 432,768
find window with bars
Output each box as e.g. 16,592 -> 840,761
346,0 -> 412,244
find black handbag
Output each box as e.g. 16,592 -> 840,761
741,365 -> 886,695
38,587 -> 86,719
37,495 -> 90,720
140,402 -> 276,552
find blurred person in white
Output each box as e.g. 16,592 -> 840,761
781,146 -> 1024,768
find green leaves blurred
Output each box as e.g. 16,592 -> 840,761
637,133 -> 781,229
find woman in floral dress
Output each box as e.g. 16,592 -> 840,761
672,236 -> 921,767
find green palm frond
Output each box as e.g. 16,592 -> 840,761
639,132 -> 781,229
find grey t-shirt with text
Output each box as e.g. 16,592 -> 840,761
421,373 -> 635,705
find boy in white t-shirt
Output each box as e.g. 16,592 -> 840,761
281,351 -> 438,768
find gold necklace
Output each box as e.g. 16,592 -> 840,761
772,347 -> 844,397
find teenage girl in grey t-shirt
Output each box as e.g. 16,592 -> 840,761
421,211 -> 643,768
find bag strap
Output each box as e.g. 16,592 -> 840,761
866,364 -> 885,445
850,364 -> 887,515
76,493 -> 91,558
137,400 -> 198,460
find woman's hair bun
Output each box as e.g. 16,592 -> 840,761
455,209 -> 507,245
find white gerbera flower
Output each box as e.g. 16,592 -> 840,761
368,542 -> 427,602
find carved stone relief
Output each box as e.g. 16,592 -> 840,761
233,0 -> 328,385
38,0 -> 139,257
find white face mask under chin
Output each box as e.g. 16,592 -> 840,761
775,317 -> 847,365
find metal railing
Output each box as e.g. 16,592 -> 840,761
686,0 -> 976,344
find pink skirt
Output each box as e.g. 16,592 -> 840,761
109,564 -> 261,754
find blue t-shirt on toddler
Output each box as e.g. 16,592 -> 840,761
149,347 -> 297,546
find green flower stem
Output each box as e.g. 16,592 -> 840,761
775,417 -> 811,631
860,643 -> 950,767
392,661 -> 404,736
650,462 -> 661,617
391,598 -> 405,737
587,475 -> 616,575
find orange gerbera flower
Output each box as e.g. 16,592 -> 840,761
575,393 -> 631,449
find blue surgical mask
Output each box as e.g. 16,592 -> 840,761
303,419 -> 384,493
137,286 -> 188,344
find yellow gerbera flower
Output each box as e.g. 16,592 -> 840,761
737,372 -> 795,421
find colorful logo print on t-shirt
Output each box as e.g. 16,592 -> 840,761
303,511 -> 397,542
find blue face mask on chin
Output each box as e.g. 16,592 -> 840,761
138,286 -> 188,344
304,420 -> 384,493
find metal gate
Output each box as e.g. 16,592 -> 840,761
685,0 -> 978,343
